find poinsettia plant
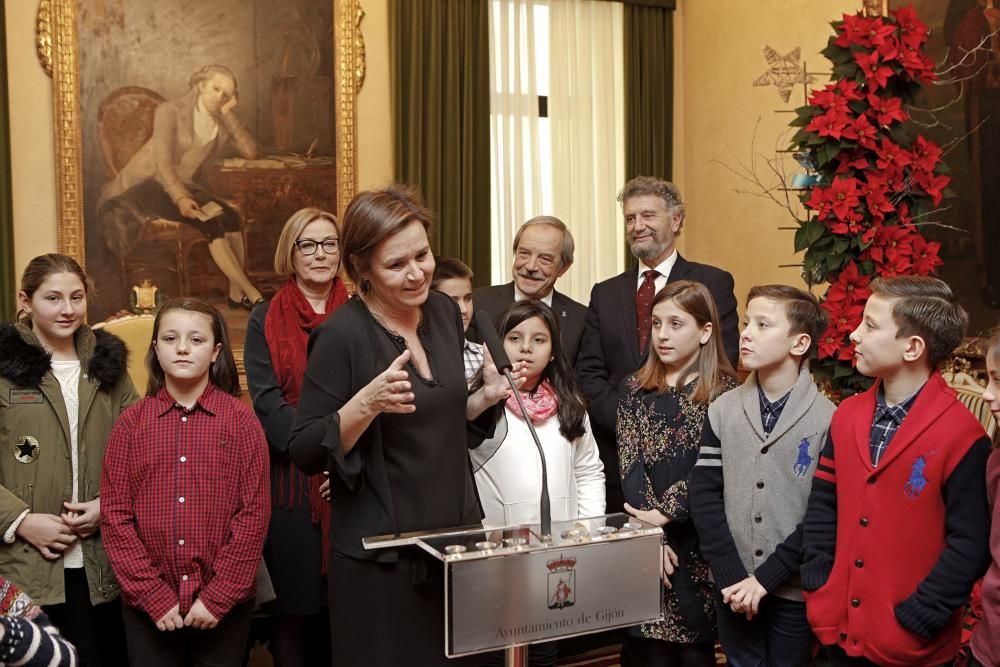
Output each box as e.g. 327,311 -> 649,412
790,5 -> 950,397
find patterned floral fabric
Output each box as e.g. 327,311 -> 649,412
617,374 -> 738,643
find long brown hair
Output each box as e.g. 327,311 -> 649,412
145,298 -> 241,397
633,280 -> 736,404
16,253 -> 92,322
471,301 -> 587,440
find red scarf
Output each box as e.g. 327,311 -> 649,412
506,380 -> 559,423
264,277 -> 348,574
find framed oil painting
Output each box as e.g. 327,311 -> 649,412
47,0 -> 364,325
889,0 -> 1000,334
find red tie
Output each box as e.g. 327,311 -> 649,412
636,269 -> 659,352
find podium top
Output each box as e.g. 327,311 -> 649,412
362,512 -> 662,563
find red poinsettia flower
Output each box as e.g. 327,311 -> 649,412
850,114 -> 880,150
912,170 -> 950,206
875,137 -> 913,171
836,78 -> 865,102
834,13 -> 879,49
838,340 -> 858,363
898,45 -> 936,84
869,223 -> 917,267
867,93 -> 909,127
911,135 -> 943,173
833,302 -> 864,335
876,34 -> 901,63
818,325 -> 845,360
910,235 -> 943,275
894,5 -> 930,50
856,51 -> 894,90
828,209 -> 868,237
835,149 -> 871,175
807,107 -> 854,140
827,177 -> 863,221
809,85 -> 851,112
804,187 -> 832,221
826,261 -> 872,304
861,172 -> 897,222
894,201 -> 913,226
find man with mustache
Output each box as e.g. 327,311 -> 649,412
577,176 -> 739,513
467,216 -> 587,364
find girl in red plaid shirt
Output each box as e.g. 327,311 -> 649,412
101,298 -> 270,667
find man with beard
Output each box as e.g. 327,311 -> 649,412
577,176 -> 739,513
467,216 -> 587,364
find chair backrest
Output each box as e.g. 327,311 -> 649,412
96,86 -> 166,179
92,313 -> 155,395
953,387 -> 998,441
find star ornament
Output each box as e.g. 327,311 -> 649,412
753,46 -> 813,104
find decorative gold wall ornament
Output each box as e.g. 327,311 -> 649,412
49,0 -> 364,266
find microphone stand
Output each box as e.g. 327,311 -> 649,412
475,309 -> 552,541
501,368 -> 552,541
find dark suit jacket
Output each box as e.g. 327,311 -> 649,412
576,255 -> 740,495
467,282 -> 588,365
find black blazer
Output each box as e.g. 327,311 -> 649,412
576,255 -> 740,489
467,282 -> 588,365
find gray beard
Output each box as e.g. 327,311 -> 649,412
630,239 -> 668,262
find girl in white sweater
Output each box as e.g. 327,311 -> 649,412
469,300 -> 605,529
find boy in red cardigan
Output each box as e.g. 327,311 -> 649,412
802,276 -> 991,667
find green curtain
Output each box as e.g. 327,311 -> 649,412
391,0 -> 491,286
0,0 -> 15,321
623,3 -> 674,268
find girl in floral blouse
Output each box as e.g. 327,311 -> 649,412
616,280 -> 737,667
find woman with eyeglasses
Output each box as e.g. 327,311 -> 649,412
243,208 -> 347,667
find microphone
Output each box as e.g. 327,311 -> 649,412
475,310 -> 552,540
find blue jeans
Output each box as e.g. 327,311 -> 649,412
714,595 -> 815,667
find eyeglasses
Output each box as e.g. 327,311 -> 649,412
295,238 -> 340,256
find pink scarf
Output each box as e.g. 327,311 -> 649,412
506,380 -> 559,423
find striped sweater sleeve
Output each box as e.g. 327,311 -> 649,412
0,616 -> 77,667
690,420 -> 749,589
801,431 -> 838,591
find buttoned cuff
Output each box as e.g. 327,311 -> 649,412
4,510 -> 30,544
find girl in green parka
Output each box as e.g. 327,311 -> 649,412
0,254 -> 138,666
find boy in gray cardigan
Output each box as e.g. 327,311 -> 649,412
690,285 -> 834,666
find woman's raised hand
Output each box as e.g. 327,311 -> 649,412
480,347 -> 527,405
362,350 -> 415,415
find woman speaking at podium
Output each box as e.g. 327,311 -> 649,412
288,185 -> 519,666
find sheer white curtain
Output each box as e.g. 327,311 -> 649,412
489,0 -> 625,299
489,0 -> 546,286
548,0 -> 625,303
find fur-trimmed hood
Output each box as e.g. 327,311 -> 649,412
0,322 -> 129,389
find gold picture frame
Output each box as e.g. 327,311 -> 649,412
45,0 -> 364,270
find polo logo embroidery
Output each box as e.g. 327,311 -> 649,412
9,390 -> 43,405
793,438 -> 813,477
903,456 -> 928,499
12,436 -> 39,464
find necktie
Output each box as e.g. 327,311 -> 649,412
636,269 -> 659,352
